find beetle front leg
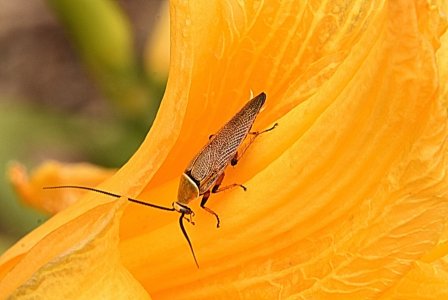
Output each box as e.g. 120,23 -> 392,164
200,191 -> 221,228
183,211 -> 196,225
200,172 -> 224,227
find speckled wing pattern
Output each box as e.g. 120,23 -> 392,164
186,92 -> 266,194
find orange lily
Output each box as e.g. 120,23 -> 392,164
2,0 -> 448,299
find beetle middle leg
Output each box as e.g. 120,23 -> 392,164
200,172 -> 246,228
211,172 -> 247,193
231,122 -> 278,166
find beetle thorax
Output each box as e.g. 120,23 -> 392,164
177,173 -> 199,204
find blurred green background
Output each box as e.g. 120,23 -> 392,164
0,0 -> 169,254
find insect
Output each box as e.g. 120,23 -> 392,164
44,92 -> 277,267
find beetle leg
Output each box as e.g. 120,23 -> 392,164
200,173 -> 224,227
203,183 -> 246,228
200,190 -> 221,228
200,172 -> 246,228
249,122 -> 278,136
213,183 -> 247,192
230,152 -> 239,166
183,210 -> 196,225
211,172 -> 246,193
232,123 -> 278,166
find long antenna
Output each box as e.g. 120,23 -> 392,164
44,185 -> 199,267
43,185 -> 175,211
179,213 -> 199,268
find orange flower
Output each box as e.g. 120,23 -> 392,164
9,161 -> 115,214
2,0 -> 448,299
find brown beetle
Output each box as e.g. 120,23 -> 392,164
45,92 -> 277,267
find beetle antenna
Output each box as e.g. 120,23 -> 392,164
43,185 -> 175,212
179,212 -> 199,268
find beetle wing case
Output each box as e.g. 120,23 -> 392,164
185,92 -> 266,194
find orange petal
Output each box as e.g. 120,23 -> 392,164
117,0 -> 448,299
2,0 -> 448,299
0,199 -> 149,299
378,226 -> 448,299
8,161 -> 115,214
145,0 -> 170,81
378,258 -> 448,299
438,5 -> 448,108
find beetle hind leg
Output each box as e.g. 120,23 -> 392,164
232,123 -> 278,166
249,122 -> 278,136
